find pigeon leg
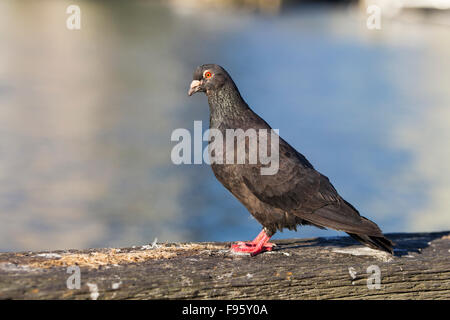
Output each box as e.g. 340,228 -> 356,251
235,229 -> 266,246
231,229 -> 275,256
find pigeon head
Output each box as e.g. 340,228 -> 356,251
188,64 -> 248,121
188,64 -> 234,96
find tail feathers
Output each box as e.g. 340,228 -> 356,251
347,233 -> 394,254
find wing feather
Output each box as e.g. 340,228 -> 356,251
240,137 -> 384,235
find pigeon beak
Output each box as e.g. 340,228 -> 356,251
188,80 -> 202,96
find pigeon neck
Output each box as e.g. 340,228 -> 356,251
207,83 -> 249,127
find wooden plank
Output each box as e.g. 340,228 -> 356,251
0,231 -> 448,300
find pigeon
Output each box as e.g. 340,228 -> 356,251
188,64 -> 394,256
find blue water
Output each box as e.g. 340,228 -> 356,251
0,0 -> 449,251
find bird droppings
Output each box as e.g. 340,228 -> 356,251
35,253 -> 62,259
86,283 -> 99,300
348,267 -> 357,280
151,238 -> 160,248
20,243 -> 227,269
141,238 -> 160,250
332,247 -> 394,262
230,250 -> 252,256
111,281 -> 122,290
0,262 -> 40,273
246,273 -> 253,279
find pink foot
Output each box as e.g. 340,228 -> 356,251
230,229 -> 275,256
231,242 -> 275,255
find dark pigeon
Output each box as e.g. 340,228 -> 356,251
188,64 -> 394,256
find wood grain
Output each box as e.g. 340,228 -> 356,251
0,231 -> 448,300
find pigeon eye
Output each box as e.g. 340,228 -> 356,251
204,71 -> 212,79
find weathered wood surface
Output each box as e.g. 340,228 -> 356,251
0,231 -> 449,300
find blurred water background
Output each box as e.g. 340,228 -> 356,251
1,0 -> 449,251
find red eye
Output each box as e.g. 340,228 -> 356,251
204,71 -> 212,79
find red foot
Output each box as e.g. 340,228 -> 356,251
230,242 -> 275,255
230,230 -> 275,256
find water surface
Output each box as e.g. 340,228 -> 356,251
1,0 -> 449,251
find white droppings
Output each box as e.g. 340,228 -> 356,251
0,262 -> 39,272
141,238 -> 160,250
246,273 -> 253,279
86,283 -> 99,300
35,253 -> 62,259
112,281 -> 122,290
348,267 -> 357,279
230,250 -> 251,256
282,252 -> 290,256
332,247 -> 393,262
